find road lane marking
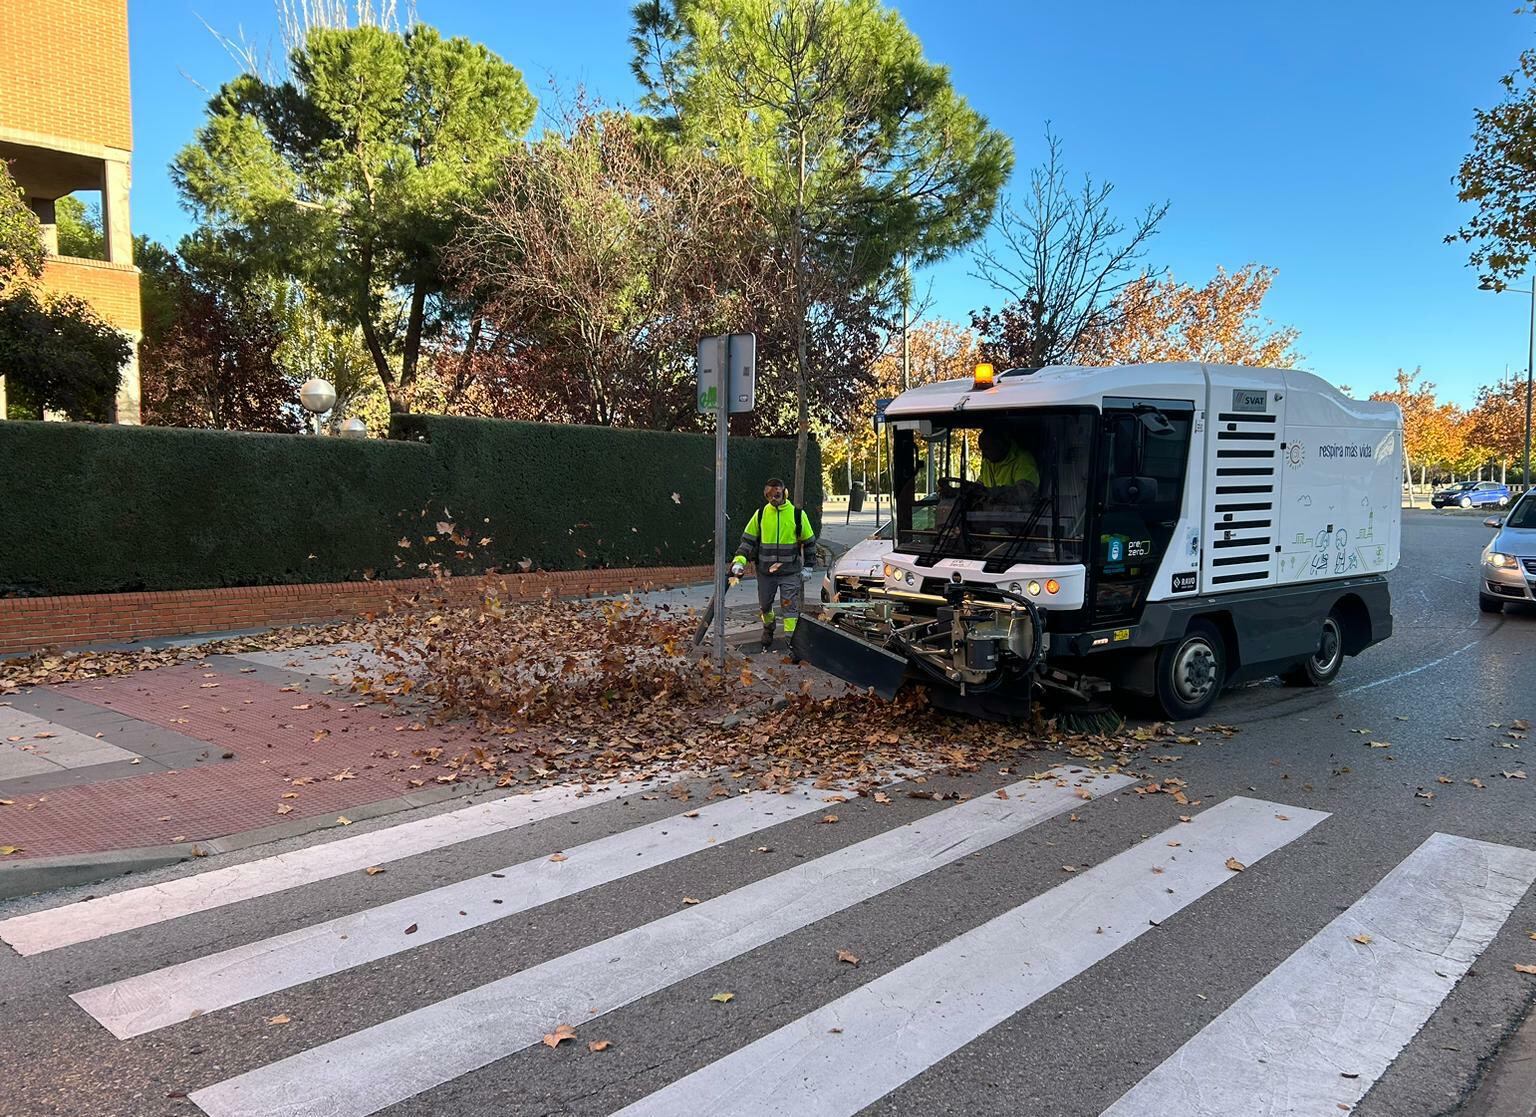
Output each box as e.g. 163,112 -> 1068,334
1340,640 -> 1479,696
1,781 -> 649,957
188,770 -> 1132,1117
1100,832 -> 1536,1117
612,796 -> 1328,1117
76,784 -> 831,1038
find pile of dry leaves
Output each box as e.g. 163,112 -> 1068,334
341,583 -> 1179,791
1,577 -> 1199,791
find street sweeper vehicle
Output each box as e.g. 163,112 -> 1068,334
794,362 -> 1402,721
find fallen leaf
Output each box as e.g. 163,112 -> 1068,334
1436,776 -> 1454,785
1352,933 -> 1373,945
199,682 -> 219,689
1062,865 -> 1079,873
682,810 -> 700,818
0,800 -> 11,807
1275,814 -> 1290,821
836,949 -> 860,966
682,896 -> 701,905
267,1014 -> 290,1025
1366,741 -> 1391,749
549,853 -> 568,862
1414,790 -> 1434,800
0,845 -> 22,855
404,923 -> 418,934
291,703 -> 311,711
276,804 -> 294,815
542,1023 -> 577,1048
365,866 -> 386,876
671,492 -> 682,504
1468,778 -> 1486,789
1504,770 -> 1528,780
873,792 -> 891,804
336,816 -> 352,825
710,991 -> 735,1003
587,1039 -> 611,1052
821,814 -> 839,824
1074,787 -> 1093,801
1225,857 -> 1246,872
1516,964 -> 1536,975
994,788 -> 1010,800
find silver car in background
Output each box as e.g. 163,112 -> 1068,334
1481,492 -> 1536,612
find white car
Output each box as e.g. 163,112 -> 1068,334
821,520 -> 895,602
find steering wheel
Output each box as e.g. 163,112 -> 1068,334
937,476 -> 984,500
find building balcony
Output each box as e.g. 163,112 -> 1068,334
41,255 -> 141,336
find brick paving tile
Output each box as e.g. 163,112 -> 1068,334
0,666 -> 516,861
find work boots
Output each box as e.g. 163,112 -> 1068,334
761,622 -> 775,653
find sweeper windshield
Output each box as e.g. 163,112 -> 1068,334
891,409 -> 1095,568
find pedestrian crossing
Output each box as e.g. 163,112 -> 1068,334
3,767 -> 1534,1117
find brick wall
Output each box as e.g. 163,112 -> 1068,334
0,0 -> 133,152
0,566 -> 717,655
40,255 -> 140,334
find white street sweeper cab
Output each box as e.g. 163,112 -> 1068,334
795,362 -> 1402,720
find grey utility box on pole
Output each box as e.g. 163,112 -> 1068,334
696,333 -> 757,666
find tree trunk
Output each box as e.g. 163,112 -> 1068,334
400,282 -> 428,394
356,249 -> 405,414
791,130 -> 810,507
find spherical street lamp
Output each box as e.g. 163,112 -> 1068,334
299,378 -> 336,435
338,417 -> 367,438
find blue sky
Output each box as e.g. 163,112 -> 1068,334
125,0 -> 1530,406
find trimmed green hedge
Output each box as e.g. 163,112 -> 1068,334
0,416 -> 818,596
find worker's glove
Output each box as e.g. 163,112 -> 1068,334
730,562 -> 745,578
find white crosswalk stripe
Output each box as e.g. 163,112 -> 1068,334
611,796 -> 1329,1117
0,779 -> 650,957
8,760 -> 1532,1117
75,781 -> 833,1038
1100,832 -> 1536,1117
186,769 -> 1131,1117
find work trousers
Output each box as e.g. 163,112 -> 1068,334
757,571 -> 804,634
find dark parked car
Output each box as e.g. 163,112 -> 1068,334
1433,480 -> 1512,509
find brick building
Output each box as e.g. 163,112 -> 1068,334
0,0 -> 141,423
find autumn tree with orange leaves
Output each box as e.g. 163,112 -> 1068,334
1078,266 -> 1300,368
821,318 -> 979,493
1370,369 -> 1467,485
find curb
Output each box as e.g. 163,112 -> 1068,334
0,776 -> 500,902
1462,993 -> 1536,1117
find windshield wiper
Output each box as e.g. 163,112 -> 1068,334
982,491 -> 1056,572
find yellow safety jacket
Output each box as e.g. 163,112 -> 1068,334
734,501 -> 817,575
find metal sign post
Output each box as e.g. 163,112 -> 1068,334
695,333 -> 756,667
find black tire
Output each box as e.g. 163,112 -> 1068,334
1154,620 -> 1227,720
1480,593 -> 1505,614
1460,496 -> 1473,508
1499,496 -> 1510,507
1282,610 -> 1346,687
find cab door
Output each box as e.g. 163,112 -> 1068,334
1089,399 -> 1195,625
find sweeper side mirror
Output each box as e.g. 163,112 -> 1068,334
1111,476 -> 1159,506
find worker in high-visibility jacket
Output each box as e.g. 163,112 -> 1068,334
732,477 -> 818,654
978,426 -> 1040,490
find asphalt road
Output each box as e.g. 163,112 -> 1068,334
2,509 -> 1534,1117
